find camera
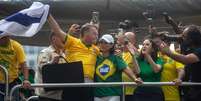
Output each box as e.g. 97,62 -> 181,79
119,20 -> 137,30
91,11 -> 99,24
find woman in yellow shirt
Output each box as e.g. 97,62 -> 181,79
160,52 -> 185,101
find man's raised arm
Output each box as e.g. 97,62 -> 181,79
48,14 -> 66,42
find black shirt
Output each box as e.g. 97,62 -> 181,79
186,48 -> 201,101
191,48 -> 201,82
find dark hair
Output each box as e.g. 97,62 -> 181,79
185,25 -> 201,47
139,38 -> 158,62
109,44 -> 115,54
80,23 -> 97,37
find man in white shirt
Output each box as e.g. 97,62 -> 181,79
35,32 -> 66,101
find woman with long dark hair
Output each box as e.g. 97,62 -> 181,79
133,38 -> 164,101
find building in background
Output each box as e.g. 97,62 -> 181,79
23,46 -> 47,69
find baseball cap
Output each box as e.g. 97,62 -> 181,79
99,34 -> 114,44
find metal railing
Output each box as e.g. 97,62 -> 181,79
26,96 -> 39,101
122,85 -> 125,101
9,82 -> 201,101
0,65 -> 9,101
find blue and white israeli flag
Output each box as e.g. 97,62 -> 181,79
0,2 -> 49,38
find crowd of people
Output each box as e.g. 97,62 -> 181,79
0,5 -> 201,101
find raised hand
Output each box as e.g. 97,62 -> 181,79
67,24 -> 80,35
51,56 -> 61,64
22,80 -> 31,89
148,25 -> 157,35
162,12 -> 183,34
126,42 -> 137,55
173,78 -> 182,85
134,77 -> 143,84
163,12 -> 174,25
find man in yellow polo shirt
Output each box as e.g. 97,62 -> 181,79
48,14 -> 99,101
117,32 -> 140,101
48,14 -> 99,82
0,35 -> 30,101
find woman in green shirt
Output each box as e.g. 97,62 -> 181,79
133,38 -> 164,101
94,34 -> 142,101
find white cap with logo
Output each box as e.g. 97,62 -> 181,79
99,34 -> 114,44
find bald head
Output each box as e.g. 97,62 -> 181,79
124,32 -> 136,45
116,34 -> 125,45
124,32 -> 136,36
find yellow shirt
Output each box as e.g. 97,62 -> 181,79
122,52 -> 136,95
64,35 -> 99,80
161,55 -> 184,101
0,39 -> 26,83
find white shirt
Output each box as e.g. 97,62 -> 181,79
35,46 -> 66,100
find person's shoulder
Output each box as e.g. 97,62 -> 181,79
10,39 -> 24,51
92,45 -> 99,50
66,34 -> 79,42
92,44 -> 100,54
10,39 -> 23,46
112,54 -> 123,60
156,56 -> 165,64
65,34 -> 80,47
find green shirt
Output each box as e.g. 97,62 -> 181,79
19,71 -> 35,98
94,54 -> 127,97
135,57 -> 164,93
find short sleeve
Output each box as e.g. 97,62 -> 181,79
175,61 -> 184,69
156,57 -> 164,66
64,34 -> 77,49
115,56 -> 128,71
14,41 -> 26,64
